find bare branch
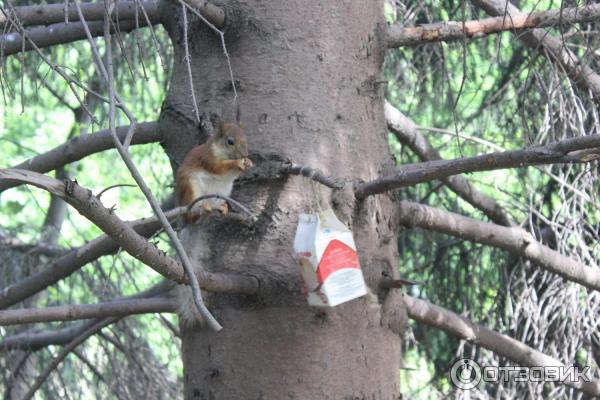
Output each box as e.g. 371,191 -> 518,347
355,133 -> 600,198
396,200 -> 600,291
0,19 -> 153,57
404,295 -> 600,397
0,122 -> 160,193
384,101 -> 513,226
21,317 -> 117,400
0,2 -> 160,29
0,321 -> 99,351
470,0 -> 600,98
0,234 -> 66,257
387,4 -> 600,47
0,281 -> 171,351
0,298 -> 177,325
0,169 -> 259,297
0,207 -> 185,309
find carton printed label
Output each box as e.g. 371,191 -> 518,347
317,239 -> 360,282
293,208 -> 368,307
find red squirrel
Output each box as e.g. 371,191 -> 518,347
176,119 -> 252,223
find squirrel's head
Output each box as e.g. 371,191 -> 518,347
209,120 -> 248,160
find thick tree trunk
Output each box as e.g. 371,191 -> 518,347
160,1 -> 403,398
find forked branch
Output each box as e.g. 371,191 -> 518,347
0,169 -> 259,295
384,101 -> 513,226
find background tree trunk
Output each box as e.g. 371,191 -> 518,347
160,1 -> 404,398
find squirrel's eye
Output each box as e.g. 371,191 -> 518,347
227,137 -> 235,146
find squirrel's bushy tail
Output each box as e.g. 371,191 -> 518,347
175,284 -> 205,327
174,228 -> 212,327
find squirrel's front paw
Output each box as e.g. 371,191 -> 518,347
217,202 -> 229,215
237,158 -> 253,171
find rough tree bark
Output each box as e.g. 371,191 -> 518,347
159,1 -> 403,398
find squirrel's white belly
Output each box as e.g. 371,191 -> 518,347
191,170 -> 238,207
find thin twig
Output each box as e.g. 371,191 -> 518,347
0,3 -> 97,121
181,4 -> 200,122
22,317 -> 118,400
179,0 -> 237,103
72,0 -> 138,145
97,183 -> 136,199
134,0 -> 167,72
101,0 -> 221,330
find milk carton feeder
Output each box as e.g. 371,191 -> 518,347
293,208 -> 368,306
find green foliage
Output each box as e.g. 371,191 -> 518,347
0,24 -> 181,397
385,0 -> 600,398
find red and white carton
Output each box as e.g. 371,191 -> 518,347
293,208 -> 368,306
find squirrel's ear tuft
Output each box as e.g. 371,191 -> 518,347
235,104 -> 242,124
210,113 -> 225,137
198,113 -> 212,137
